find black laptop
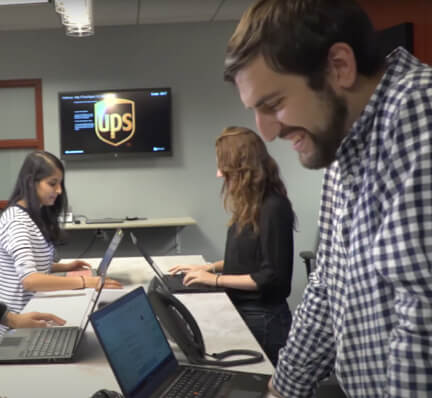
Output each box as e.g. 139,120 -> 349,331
130,232 -> 225,293
90,287 -> 270,398
0,229 -> 123,364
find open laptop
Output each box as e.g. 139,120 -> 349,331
0,229 -> 124,364
86,217 -> 124,224
130,232 -> 225,293
90,287 -> 270,398
56,228 -> 124,277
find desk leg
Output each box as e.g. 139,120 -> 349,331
175,226 -> 182,254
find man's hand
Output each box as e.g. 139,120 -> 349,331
5,312 -> 66,329
268,377 -> 283,397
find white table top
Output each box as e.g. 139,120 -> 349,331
63,216 -> 196,230
0,255 -> 277,398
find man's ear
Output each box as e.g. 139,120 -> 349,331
327,42 -> 357,90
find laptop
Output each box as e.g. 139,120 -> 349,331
86,218 -> 124,224
90,287 -> 270,398
56,228 -> 124,277
0,229 -> 124,364
130,232 -> 225,294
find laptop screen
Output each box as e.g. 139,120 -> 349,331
75,274 -> 106,347
129,232 -> 171,290
77,229 -> 123,344
91,287 -> 178,398
97,229 -> 124,275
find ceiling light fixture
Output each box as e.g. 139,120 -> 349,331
54,0 -> 94,37
0,1 -> 49,4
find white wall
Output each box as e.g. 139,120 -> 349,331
0,22 -> 323,310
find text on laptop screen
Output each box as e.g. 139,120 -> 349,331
91,289 -> 172,395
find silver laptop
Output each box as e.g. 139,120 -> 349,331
130,232 -> 225,293
55,228 -> 124,277
90,287 -> 270,398
0,229 -> 123,364
86,218 -> 124,224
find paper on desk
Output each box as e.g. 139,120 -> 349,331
34,290 -> 87,298
152,255 -> 206,272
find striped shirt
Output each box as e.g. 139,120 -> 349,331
273,47 -> 432,397
0,205 -> 55,333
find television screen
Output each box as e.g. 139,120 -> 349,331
59,87 -> 171,160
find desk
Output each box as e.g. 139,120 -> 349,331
63,217 -> 196,253
0,256 -> 277,398
63,217 -> 197,231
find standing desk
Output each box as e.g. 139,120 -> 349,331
0,255 -> 277,398
63,217 -> 197,253
63,217 -> 197,231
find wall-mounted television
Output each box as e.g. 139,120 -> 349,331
59,87 -> 171,160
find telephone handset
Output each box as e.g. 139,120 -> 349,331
147,278 -> 263,367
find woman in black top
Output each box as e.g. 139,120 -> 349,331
170,126 -> 296,365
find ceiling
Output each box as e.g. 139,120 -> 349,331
0,0 -> 254,32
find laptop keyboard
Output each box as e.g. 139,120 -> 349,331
165,274 -> 223,292
164,367 -> 232,397
21,327 -> 76,358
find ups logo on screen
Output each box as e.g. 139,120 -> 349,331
94,98 -> 135,146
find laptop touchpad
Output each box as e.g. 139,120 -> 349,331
227,391 -> 262,398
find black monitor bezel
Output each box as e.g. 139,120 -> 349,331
58,87 -> 172,161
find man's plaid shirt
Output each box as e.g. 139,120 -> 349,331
273,47 -> 432,397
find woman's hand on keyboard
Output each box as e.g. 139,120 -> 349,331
182,269 -> 216,287
5,312 -> 66,329
53,260 -> 92,272
84,276 -> 123,290
169,264 -> 212,274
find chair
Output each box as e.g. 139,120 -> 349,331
299,229 -> 319,280
299,250 -> 316,279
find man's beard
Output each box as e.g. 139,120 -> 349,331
299,87 -> 348,169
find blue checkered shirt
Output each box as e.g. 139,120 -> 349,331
273,47 -> 432,398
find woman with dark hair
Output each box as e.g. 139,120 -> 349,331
0,151 -> 121,333
170,126 -> 296,365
